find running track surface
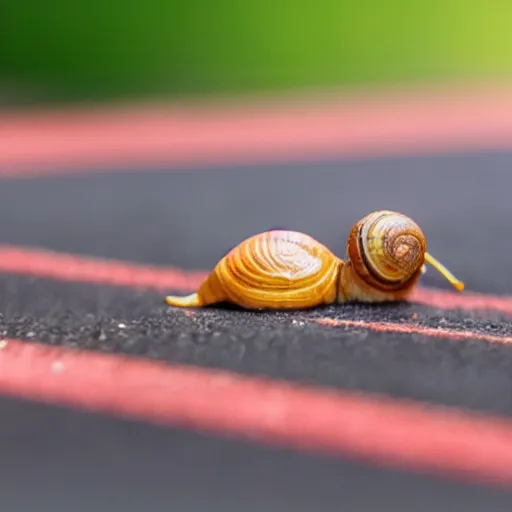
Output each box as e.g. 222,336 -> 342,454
3,84 -> 512,511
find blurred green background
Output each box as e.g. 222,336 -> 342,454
1,0 -> 512,105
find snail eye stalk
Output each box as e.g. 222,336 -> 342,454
424,252 -> 464,292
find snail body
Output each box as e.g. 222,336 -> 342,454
165,210 -> 464,310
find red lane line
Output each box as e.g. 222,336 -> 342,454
2,240 -> 509,344
410,287 -> 512,316
2,243 -> 512,317
0,244 -> 207,291
315,318 -> 512,345
4,243 -> 512,346
1,338 -> 512,488
3,83 -> 512,177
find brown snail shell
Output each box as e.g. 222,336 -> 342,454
165,211 -> 464,310
341,210 -> 427,302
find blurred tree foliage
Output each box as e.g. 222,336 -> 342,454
1,0 -> 512,104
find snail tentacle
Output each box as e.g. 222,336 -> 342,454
424,252 -> 464,292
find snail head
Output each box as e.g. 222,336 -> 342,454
346,210 -> 464,293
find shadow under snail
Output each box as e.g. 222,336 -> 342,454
164,210 -> 464,310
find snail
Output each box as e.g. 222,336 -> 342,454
165,210 -> 464,310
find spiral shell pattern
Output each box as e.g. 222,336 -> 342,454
206,230 -> 341,309
347,210 -> 426,291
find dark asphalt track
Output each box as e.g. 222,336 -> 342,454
1,151 -> 512,510
2,152 -> 511,294
2,276 -> 512,417
2,395 -> 512,512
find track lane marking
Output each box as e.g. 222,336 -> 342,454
3,82 -> 512,177
1,338 -> 512,488
1,244 -> 512,318
314,318 -> 512,345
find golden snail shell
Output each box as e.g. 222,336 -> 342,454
165,230 -> 343,309
165,211 -> 464,310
